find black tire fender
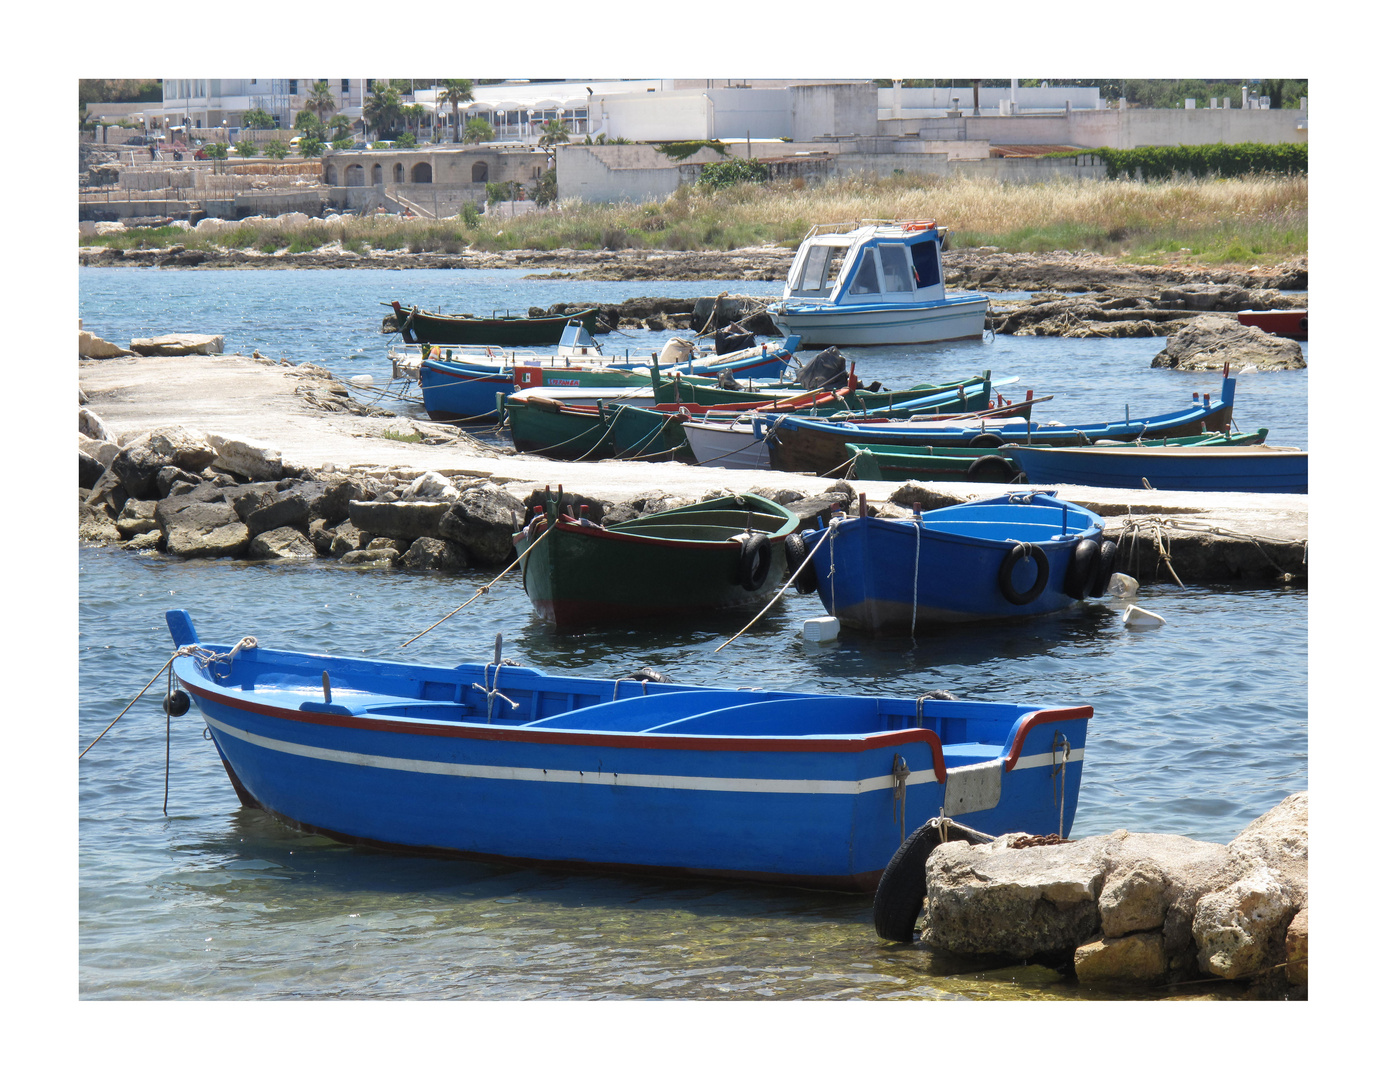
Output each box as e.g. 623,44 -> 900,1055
997,542 -> 1049,605
1063,538 -> 1099,599
873,818 -> 996,943
968,432 -> 1005,449
966,453 -> 1015,483
1088,539 -> 1119,597
738,533 -> 771,591
164,689 -> 191,717
783,532 -> 818,594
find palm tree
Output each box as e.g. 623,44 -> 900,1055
305,81 -> 336,129
363,85 -> 403,141
439,79 -> 474,144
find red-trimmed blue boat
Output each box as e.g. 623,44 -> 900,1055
165,610 -> 1091,891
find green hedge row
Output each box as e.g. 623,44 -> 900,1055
1080,142 -> 1307,180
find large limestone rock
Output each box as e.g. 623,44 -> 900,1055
129,333 -> 225,356
437,483 -> 527,566
208,433 -> 283,482
79,500 -> 122,545
347,500 -> 452,544
154,484 -> 250,558
248,526 -> 316,560
110,427 -> 218,499
1151,313 -> 1305,371
79,330 -> 134,359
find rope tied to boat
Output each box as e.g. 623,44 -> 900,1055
712,522 -> 837,653
911,516 -> 924,640
1051,731 -> 1071,837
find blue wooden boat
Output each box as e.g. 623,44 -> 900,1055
164,610 -> 1091,890
769,370 -> 1237,475
1003,439 -> 1307,494
796,492 -> 1111,633
767,220 -> 988,346
420,330 -> 800,423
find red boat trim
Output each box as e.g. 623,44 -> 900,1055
1002,707 -> 1093,772
182,677 -> 950,771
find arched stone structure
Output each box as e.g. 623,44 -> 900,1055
345,164 -> 365,187
411,162 -> 433,183
472,161 -> 488,183
393,162 -> 404,183
372,163 -> 383,185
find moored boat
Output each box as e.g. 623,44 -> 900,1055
1236,309 -> 1307,340
768,370 -> 1238,475
1004,436 -> 1305,494
513,490 -> 796,626
795,492 -> 1111,632
389,300 -> 602,346
165,609 -> 1091,890
767,220 -> 988,346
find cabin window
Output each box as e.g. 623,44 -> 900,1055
879,244 -> 914,293
847,250 -> 880,295
791,243 -> 849,293
912,240 -> 941,288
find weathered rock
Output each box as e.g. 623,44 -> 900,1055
79,408 -> 115,442
1151,313 -> 1305,371
330,523 -> 364,557
110,426 -> 219,499
1157,284 -> 1255,311
129,333 -> 225,356
1225,789 -> 1308,907
309,476 -> 376,524
79,500 -> 122,545
1099,859 -> 1171,938
155,485 -> 250,558
340,546 -> 397,567
1285,908 -> 1308,986
348,499 -> 452,543
79,330 -> 134,359
245,492 -> 312,537
122,530 -> 162,552
208,433 -> 283,481
1192,863 -> 1298,980
116,499 -> 159,539
437,484 -> 528,566
79,450 -> 107,490
84,465 -> 129,516
1074,932 -> 1168,984
399,536 -> 470,570
248,526 -> 316,560
156,465 -> 204,498
79,433 -> 119,469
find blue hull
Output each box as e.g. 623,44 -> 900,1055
166,611 -> 1089,890
802,493 -> 1106,631
1004,444 -> 1308,494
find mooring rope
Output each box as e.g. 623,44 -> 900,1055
712,524 -> 836,653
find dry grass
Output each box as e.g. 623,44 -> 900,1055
81,173 -> 1308,266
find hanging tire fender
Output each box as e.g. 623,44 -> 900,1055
1088,540 -> 1119,597
738,532 -> 771,591
968,432 -> 1005,449
783,531 -> 818,594
966,453 -> 1015,483
1063,538 -> 1100,599
873,818 -> 996,943
997,542 -> 1049,605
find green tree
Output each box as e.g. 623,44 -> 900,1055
394,131 -> 417,148
264,139 -> 290,160
440,79 -> 474,143
331,135 -> 354,151
294,109 -> 327,139
531,168 -> 558,206
328,114 -> 355,141
305,80 -> 337,128
363,85 -> 403,140
697,157 -> 767,189
242,107 -> 276,130
463,117 -> 494,144
298,135 -> 325,157
235,138 -> 258,157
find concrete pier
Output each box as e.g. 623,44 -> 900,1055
78,353 -> 1308,584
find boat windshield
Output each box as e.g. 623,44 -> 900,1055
789,241 -> 850,296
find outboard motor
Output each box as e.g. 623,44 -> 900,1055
795,346 -> 848,391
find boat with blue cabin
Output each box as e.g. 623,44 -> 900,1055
164,610 -> 1091,890
793,492 -> 1112,633
767,220 -> 988,346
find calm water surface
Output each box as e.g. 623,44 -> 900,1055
77,267 -> 1308,1000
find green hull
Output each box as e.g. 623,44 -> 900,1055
514,493 -> 797,627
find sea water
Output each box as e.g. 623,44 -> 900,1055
76,267 -> 1309,1000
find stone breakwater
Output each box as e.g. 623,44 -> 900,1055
901,792 -> 1308,999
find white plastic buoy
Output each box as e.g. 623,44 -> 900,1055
349,374 -> 374,388
803,616 -> 840,643
1122,604 -> 1166,628
1107,572 -> 1139,600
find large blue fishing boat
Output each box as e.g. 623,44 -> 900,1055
164,610 -> 1090,891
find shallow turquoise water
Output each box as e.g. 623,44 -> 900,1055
76,266 -> 1308,1000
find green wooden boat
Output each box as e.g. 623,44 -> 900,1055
513,490 -> 797,627
847,429 -> 1269,484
